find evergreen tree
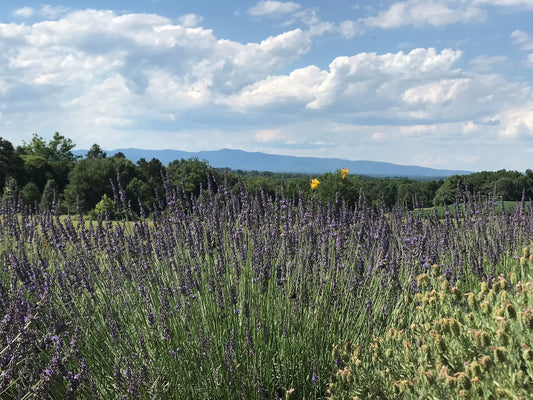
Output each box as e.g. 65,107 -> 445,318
40,179 -> 58,211
21,182 -> 41,208
86,144 -> 106,159
0,137 -> 22,192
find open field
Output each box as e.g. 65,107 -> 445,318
423,200 -> 525,219
1,183 -> 532,399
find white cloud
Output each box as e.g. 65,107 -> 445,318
474,0 -> 533,7
222,45 -> 533,137
371,132 -> 387,141
0,9 -> 313,103
338,20 -> 361,39
510,31 -> 533,67
363,0 -> 484,29
255,129 -> 285,142
145,70 -> 211,110
469,55 -> 506,72
496,105 -> 533,137
13,7 -> 34,18
178,14 -> 203,27
462,121 -> 480,134
511,30 -> 533,50
249,1 -> 301,16
362,0 -> 533,30
221,65 -> 326,109
402,79 -> 471,105
66,75 -> 139,127
248,3 -> 334,37
40,5 -> 70,19
306,48 -> 463,110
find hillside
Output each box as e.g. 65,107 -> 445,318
73,148 -> 472,178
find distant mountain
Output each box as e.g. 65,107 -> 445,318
72,148 -> 472,178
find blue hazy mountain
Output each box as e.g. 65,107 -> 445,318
73,148 -> 471,178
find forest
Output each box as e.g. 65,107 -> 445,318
1,132 -> 533,216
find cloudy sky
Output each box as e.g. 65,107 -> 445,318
1,1 -> 533,171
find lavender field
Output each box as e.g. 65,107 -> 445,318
1,178 -> 532,399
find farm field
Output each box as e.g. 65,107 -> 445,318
1,182 -> 532,399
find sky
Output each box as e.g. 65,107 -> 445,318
1,1 -> 533,172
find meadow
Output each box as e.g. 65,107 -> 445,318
1,178 -> 532,399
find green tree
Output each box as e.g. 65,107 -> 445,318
89,194 -> 118,220
86,143 -> 106,159
167,158 -> 215,196
40,179 -> 58,211
63,156 -> 137,213
311,169 -> 361,205
126,177 -> 154,210
521,169 -> 533,199
17,132 -> 78,192
136,157 -> 166,204
0,137 -> 23,192
21,182 -> 41,208
433,175 -> 464,205
18,154 -> 50,191
495,176 -> 520,200
20,132 -> 77,162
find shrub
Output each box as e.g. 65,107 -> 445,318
89,194 -> 118,220
327,253 -> 533,399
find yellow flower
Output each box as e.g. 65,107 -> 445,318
310,178 -> 320,189
342,167 -> 349,179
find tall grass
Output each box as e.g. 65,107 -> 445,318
1,179 -> 532,399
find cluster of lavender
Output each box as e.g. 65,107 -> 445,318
1,178 -> 532,398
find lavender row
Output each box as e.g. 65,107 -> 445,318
1,180 -> 532,398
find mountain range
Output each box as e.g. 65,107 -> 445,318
72,148 -> 472,178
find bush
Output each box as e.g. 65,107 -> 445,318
22,181 -> 41,208
327,251 -> 533,399
89,194 -> 118,220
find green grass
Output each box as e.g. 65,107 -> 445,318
423,201 -> 522,218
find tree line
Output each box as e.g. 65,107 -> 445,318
1,133 -> 533,216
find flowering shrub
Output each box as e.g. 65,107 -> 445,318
327,252 -> 533,399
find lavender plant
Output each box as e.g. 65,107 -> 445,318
1,177 -> 532,399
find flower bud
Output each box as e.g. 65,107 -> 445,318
434,334 -> 446,353
522,309 -> 533,330
466,292 -> 476,308
480,300 -> 491,314
431,264 -> 440,275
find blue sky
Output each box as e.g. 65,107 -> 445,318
1,1 -> 533,171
